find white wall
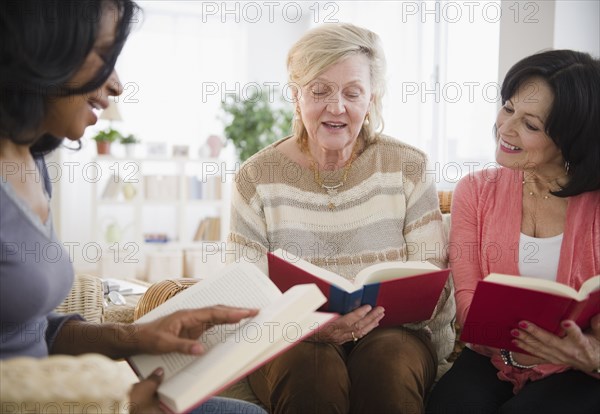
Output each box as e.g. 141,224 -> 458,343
498,0 -> 600,86
497,0 -> 556,84
554,0 -> 600,56
53,0 -> 600,274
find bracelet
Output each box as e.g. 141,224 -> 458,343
500,349 -> 537,369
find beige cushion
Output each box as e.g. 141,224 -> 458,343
0,354 -> 130,413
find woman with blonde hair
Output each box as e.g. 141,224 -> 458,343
228,23 -> 456,413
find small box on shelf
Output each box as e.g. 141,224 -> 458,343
144,175 -> 179,200
146,250 -> 184,282
184,244 -> 227,278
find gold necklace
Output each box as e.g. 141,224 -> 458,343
308,141 -> 360,210
522,180 -> 552,199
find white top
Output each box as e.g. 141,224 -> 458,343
518,232 -> 564,281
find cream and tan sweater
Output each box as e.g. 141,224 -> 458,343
228,135 -> 456,361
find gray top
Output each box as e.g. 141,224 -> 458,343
0,156 -> 82,359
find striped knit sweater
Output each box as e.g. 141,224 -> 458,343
228,135 -> 456,361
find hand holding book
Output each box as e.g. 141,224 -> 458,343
509,314 -> 600,373
128,262 -> 335,413
132,305 -> 259,356
461,273 -> 600,355
267,249 -> 451,328
306,304 -> 385,345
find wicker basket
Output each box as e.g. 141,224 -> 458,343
438,191 -> 453,214
55,274 -> 104,323
134,278 -> 199,320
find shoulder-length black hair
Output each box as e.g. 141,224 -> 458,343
501,49 -> 600,197
0,0 -> 139,156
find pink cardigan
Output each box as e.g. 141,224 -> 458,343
450,167 -> 600,392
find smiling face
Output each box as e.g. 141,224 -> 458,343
297,54 -> 373,156
495,77 -> 564,173
42,5 -> 123,141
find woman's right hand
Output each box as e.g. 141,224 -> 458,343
128,368 -> 166,414
310,305 -> 385,345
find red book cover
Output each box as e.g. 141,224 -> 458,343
461,275 -> 600,352
268,250 -> 450,327
370,270 -> 451,327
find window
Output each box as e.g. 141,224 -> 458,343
110,1 -> 500,187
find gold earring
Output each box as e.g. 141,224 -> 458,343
295,108 -> 301,121
363,113 -> 370,126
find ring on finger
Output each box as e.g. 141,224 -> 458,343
351,331 -> 358,342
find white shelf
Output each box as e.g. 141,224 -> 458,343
91,156 -> 232,279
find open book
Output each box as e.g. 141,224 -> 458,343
267,249 -> 450,328
461,273 -> 600,352
128,262 -> 335,414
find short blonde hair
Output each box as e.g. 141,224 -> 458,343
287,23 -> 386,148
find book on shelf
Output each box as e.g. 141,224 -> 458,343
203,175 -> 222,200
460,273 -> 600,352
145,175 -> 179,200
267,249 -> 451,328
128,261 -> 335,414
101,174 -> 121,199
193,217 -> 221,241
187,176 -> 203,200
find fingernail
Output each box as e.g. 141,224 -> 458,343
518,322 -> 528,329
154,367 -> 164,376
511,339 -> 519,346
511,329 -> 520,337
562,321 -> 572,328
190,343 -> 203,354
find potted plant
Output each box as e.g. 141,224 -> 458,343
221,88 -> 293,162
92,128 -> 122,155
120,133 -> 139,158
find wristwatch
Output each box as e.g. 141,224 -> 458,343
500,349 -> 537,369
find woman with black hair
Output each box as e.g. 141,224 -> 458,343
0,1 -> 265,413
427,49 -> 600,413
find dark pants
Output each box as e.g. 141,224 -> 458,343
426,348 -> 600,414
248,327 -> 438,414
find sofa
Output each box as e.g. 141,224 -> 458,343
0,191 -> 455,412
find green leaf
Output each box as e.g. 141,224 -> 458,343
220,88 -> 293,162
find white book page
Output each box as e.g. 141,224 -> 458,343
578,275 -> 600,299
273,248 -> 357,292
355,261 -> 440,286
157,286 -> 331,413
485,273 -> 580,299
130,262 -> 282,379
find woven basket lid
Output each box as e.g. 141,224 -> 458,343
134,278 -> 199,320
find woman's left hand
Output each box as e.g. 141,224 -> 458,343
308,305 -> 385,345
511,314 -> 600,372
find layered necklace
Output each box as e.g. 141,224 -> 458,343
522,171 -> 567,200
522,180 -> 553,199
308,140 -> 360,210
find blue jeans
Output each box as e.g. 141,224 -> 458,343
190,397 -> 267,414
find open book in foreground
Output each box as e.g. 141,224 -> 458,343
267,249 -> 450,328
128,262 -> 335,414
461,273 -> 600,352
